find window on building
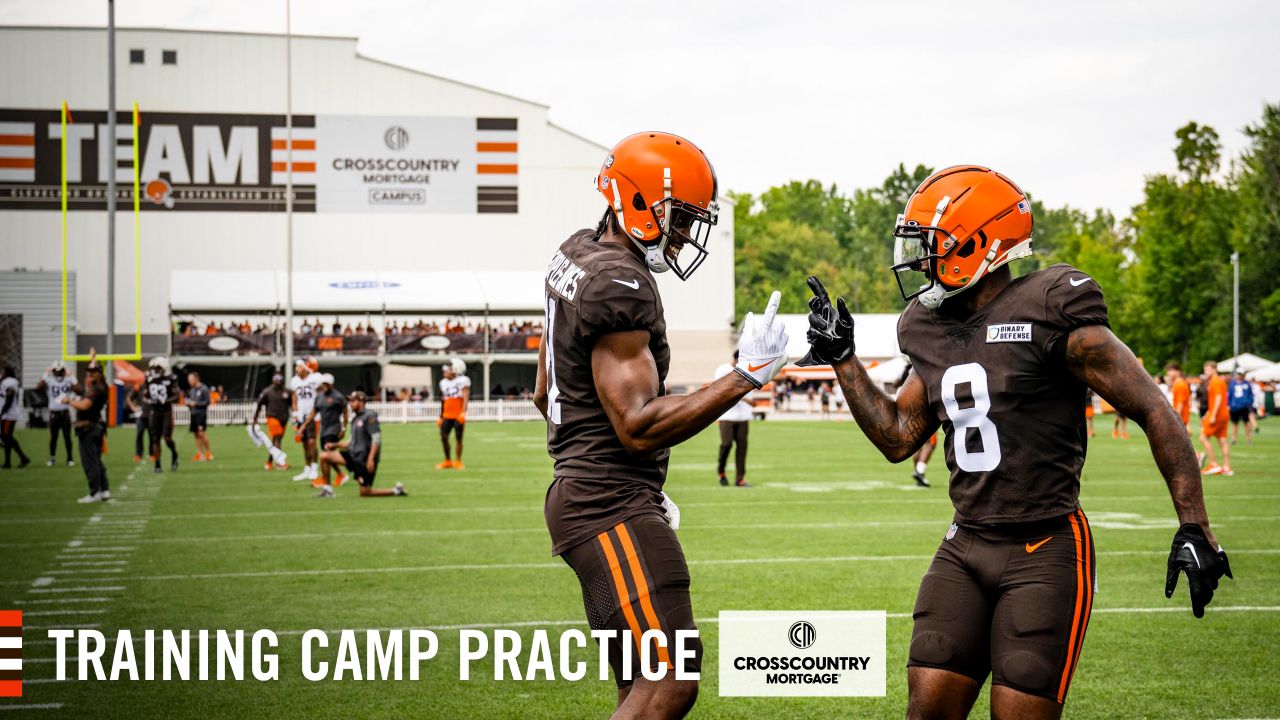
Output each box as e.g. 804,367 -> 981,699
162,50 -> 177,65
129,49 -> 144,64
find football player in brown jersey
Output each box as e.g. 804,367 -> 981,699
800,166 -> 1232,719
535,132 -> 789,719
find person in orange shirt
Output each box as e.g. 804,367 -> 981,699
436,358 -> 470,469
1199,361 -> 1232,476
1167,363 -> 1192,434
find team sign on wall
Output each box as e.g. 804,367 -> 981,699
0,108 -> 518,213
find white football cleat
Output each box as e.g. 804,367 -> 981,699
393,482 -> 407,497
77,493 -> 99,504
98,490 -> 111,502
315,485 -> 335,499
292,468 -> 310,481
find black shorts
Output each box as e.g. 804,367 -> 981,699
189,411 -> 207,433
148,409 -> 174,438
909,510 -> 1095,704
1229,407 -> 1251,423
560,514 -> 702,688
439,417 -> 464,440
299,418 -> 319,442
49,410 -> 72,430
321,432 -> 341,449
339,450 -> 377,487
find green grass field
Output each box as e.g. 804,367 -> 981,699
1,418 -> 1276,719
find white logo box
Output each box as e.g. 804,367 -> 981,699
718,610 -> 886,697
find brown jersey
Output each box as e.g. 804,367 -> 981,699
898,264 -> 1109,524
542,229 -> 671,555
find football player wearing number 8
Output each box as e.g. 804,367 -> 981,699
535,132 -> 788,719
801,166 -> 1231,720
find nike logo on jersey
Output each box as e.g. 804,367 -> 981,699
1026,537 -> 1052,553
612,278 -> 640,290
1069,277 -> 1091,287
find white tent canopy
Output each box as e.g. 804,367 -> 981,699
170,270 -> 547,315
1217,353 -> 1274,374
1247,363 -> 1280,382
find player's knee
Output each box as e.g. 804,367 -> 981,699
995,652 -> 1057,697
909,630 -> 956,666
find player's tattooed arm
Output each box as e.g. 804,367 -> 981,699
533,334 -> 549,420
832,358 -> 939,463
593,329 -> 757,455
1066,324 -> 1217,545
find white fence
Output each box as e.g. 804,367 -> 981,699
169,399 -> 543,426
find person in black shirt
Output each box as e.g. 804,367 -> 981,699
253,373 -> 293,470
318,391 -> 404,498
186,372 -> 213,461
64,352 -> 109,503
126,382 -> 150,463
305,374 -> 348,489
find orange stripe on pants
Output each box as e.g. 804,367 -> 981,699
597,530 -> 645,659
614,523 -> 672,667
1058,512 -> 1086,703
1065,510 -> 1094,693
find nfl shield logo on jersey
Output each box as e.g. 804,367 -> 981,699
945,523 -> 959,541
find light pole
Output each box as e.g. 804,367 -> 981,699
283,0 -> 294,373
105,0 -> 116,382
1231,251 -> 1240,361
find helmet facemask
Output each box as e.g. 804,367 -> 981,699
637,195 -> 718,280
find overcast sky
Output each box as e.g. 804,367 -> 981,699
4,0 -> 1278,215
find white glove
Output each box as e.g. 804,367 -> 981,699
735,290 -> 789,388
660,491 -> 681,530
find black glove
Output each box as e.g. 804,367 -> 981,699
796,276 -> 856,367
1165,523 -> 1233,618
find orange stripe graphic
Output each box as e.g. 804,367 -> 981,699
270,139 -> 316,150
0,610 -> 20,626
477,142 -> 517,152
0,135 -> 34,146
597,531 -> 645,658
0,680 -> 21,698
271,162 -> 316,173
477,163 -> 518,174
614,524 -> 672,667
0,158 -> 34,169
1066,510 -> 1095,688
1058,513 -> 1085,703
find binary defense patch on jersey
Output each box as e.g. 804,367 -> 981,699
898,264 -> 1108,524
542,229 -> 671,555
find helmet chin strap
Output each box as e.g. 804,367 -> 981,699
920,239 -> 1003,309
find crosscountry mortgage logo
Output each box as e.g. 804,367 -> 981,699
328,281 -> 403,290
788,621 -> 816,650
384,126 -> 410,151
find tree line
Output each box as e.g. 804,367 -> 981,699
731,103 -> 1280,372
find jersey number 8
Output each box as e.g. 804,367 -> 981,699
940,363 -> 1002,472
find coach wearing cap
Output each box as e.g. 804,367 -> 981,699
63,350 -> 110,503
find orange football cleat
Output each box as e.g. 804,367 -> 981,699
264,462 -> 273,470
334,474 -> 348,487
311,478 -> 326,488
452,461 -> 465,470
436,460 -> 453,470
192,453 -> 204,462
133,455 -> 142,462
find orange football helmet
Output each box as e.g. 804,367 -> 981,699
891,165 -> 1034,308
596,132 -> 718,279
